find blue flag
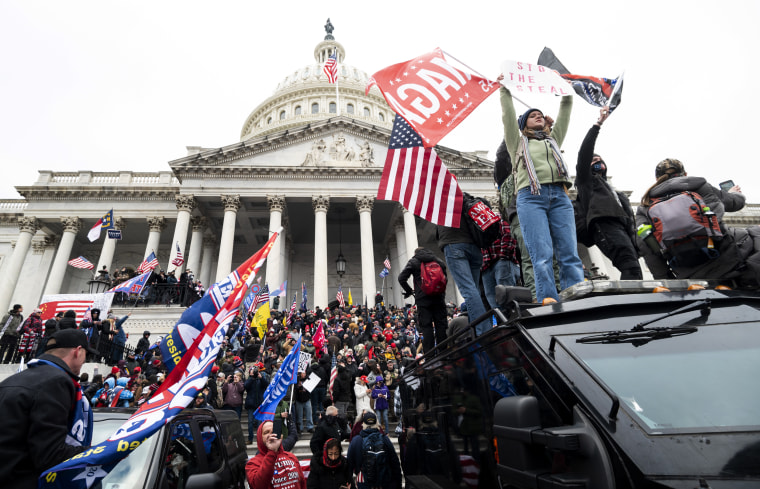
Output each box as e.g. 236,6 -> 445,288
379,268 -> 389,278
301,282 -> 307,310
270,280 -> 287,297
254,336 -> 301,421
106,271 -> 151,295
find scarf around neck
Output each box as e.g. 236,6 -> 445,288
519,133 -> 569,195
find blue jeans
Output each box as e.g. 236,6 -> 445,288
295,400 -> 314,431
377,408 -> 389,430
516,185 -> 584,302
444,243 -> 489,335
482,259 -> 520,309
247,408 -> 261,441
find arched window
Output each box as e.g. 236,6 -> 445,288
279,110 -> 286,120
347,104 -> 354,114
312,103 -> 319,114
329,102 -> 337,113
378,112 -> 385,122
267,117 -> 272,124
363,107 -> 371,117
294,106 -> 302,115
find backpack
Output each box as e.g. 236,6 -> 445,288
646,191 -> 723,268
418,431 -> 447,476
361,430 -> 389,486
462,192 -> 501,248
420,261 -> 447,296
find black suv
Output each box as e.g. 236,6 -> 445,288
399,280 -> 760,489
92,407 -> 247,489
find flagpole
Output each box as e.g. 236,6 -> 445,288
442,49 -> 531,110
335,78 -> 340,116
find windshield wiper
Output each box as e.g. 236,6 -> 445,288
576,299 -> 709,347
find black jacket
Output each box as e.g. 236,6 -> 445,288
332,367 -> 353,403
310,416 -> 349,456
398,248 -> 448,306
0,354 -> 87,488
307,456 -> 355,489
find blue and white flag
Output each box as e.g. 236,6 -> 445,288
379,268 -> 389,278
270,280 -> 287,297
106,271 -> 151,295
87,209 -> 114,242
254,335 -> 301,421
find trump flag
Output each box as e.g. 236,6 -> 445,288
367,48 -> 498,148
254,335 -> 301,421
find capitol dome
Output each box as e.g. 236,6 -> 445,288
240,24 -> 394,141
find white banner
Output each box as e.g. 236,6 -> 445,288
499,60 -> 572,96
298,351 -> 312,374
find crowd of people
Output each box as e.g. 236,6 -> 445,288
94,265 -> 205,307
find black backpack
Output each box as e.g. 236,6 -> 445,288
462,192 -> 501,248
361,430 -> 389,486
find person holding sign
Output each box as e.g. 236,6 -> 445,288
498,71 -> 584,303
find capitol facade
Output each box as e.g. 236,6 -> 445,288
1,26 -> 759,338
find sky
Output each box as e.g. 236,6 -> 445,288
1,1 -> 759,203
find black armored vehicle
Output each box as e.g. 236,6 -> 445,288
398,280 -> 760,489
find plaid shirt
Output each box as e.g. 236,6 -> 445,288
481,219 -> 519,270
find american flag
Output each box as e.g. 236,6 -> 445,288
323,51 -> 338,83
384,257 -> 392,270
171,242 -> 184,267
336,285 -> 345,308
68,256 -> 94,270
137,251 -> 159,274
287,293 -> 297,326
377,115 -> 463,228
328,353 -> 338,399
249,284 -> 270,315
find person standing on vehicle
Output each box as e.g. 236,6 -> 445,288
575,106 -> 642,280
246,420 -> 307,489
347,411 -> 402,489
398,247 -> 448,353
0,328 -> 98,488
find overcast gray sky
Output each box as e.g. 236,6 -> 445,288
2,1 -> 759,203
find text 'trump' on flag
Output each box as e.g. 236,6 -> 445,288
377,114 -> 463,228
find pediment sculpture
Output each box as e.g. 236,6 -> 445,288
302,133 -> 375,167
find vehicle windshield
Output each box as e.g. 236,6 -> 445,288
565,321 -> 760,433
91,418 -> 159,488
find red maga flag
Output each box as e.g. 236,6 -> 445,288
367,48 -> 498,148
378,115 -> 463,227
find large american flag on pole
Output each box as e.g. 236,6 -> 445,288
67,256 -> 94,270
377,115 -> 463,228
328,353 -> 338,399
248,284 -> 270,315
137,251 -> 159,274
171,242 -> 185,267
336,285 -> 345,308
323,51 -> 338,83
287,293 -> 298,326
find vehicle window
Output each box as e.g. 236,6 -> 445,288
565,321 -> 760,433
162,421 -> 200,489
92,418 -> 159,489
197,419 -> 223,472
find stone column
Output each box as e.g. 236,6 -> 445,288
312,195 -> 329,309
95,217 -> 126,277
200,236 -> 216,288
265,195 -> 285,289
186,216 -> 206,277
42,217 -> 81,296
0,217 -> 39,312
394,223 -> 412,305
216,194 -> 240,282
402,208 -> 419,260
389,238 -> 403,307
144,217 -> 166,264
356,196 -> 376,307
169,195 -> 195,274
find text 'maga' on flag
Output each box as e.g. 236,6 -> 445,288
377,115 -> 463,228
537,47 -> 624,111
87,209 -> 114,242
137,251 -> 159,274
384,257 -> 391,270
67,256 -> 94,270
366,48 -> 498,148
38,293 -> 115,323
39,231 -> 282,489
171,242 -> 185,267
336,285 -> 345,308
106,271 -> 152,296
323,50 -> 338,83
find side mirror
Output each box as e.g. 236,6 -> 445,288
184,473 -> 223,489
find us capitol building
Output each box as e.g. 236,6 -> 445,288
1,24 -> 758,339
